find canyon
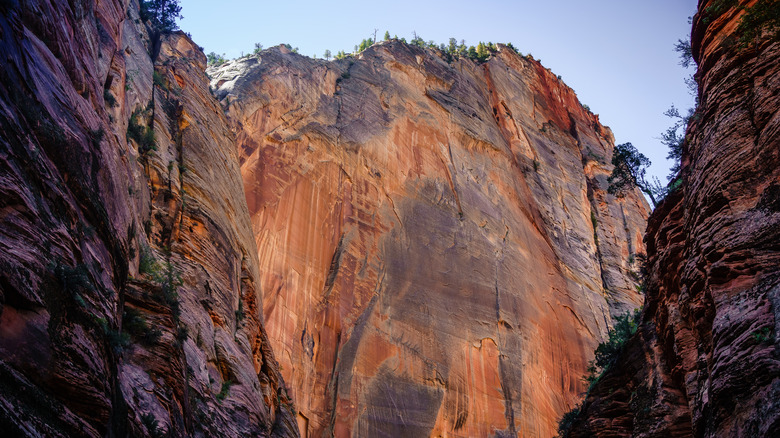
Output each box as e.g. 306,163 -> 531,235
0,0 -> 775,437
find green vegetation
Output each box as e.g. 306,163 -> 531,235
141,413 -> 166,438
217,380 -> 233,401
206,52 -> 227,66
752,327 -> 774,343
358,38 -> 374,52
153,71 -> 167,90
122,307 -> 162,345
212,33 -> 522,69
139,244 -> 157,275
96,317 -> 131,354
592,310 -> 641,372
590,210 -> 599,246
53,263 -> 94,308
661,104 -> 694,179
607,142 -> 660,207
235,299 -> 245,323
155,258 -> 183,318
703,0 -> 780,46
138,245 -> 182,318
140,0 -> 182,33
103,89 -> 117,108
89,128 -> 104,149
557,309 -> 641,437
127,110 -> 156,155
557,407 -> 581,438
735,0 -> 780,45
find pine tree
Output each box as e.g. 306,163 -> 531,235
476,42 -> 488,60
447,38 -> 457,54
324,49 -> 332,60
140,0 -> 182,33
384,31 -> 391,41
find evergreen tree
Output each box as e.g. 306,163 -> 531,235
384,31 -> 391,41
608,142 -> 658,207
206,52 -> 226,66
140,0 -> 182,32
447,38 -> 457,54
476,42 -> 488,60
324,49 -> 332,60
358,38 -> 374,52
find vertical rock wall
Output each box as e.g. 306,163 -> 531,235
210,42 -> 649,437
571,1 -> 780,436
0,0 -> 296,436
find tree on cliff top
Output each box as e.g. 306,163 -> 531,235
141,0 -> 182,33
608,142 -> 659,207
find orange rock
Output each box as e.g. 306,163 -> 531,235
211,41 -> 649,437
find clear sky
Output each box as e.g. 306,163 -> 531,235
180,0 -> 698,182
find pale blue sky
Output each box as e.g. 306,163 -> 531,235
180,0 -> 698,182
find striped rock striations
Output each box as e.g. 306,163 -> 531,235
570,0 -> 780,436
0,0 -> 295,436
210,41 -> 649,437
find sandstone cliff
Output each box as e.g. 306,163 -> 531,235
0,0 -> 295,436
210,41 -> 649,437
570,0 -> 780,436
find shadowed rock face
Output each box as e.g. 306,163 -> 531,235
0,0 -> 295,436
210,41 -> 649,437
570,1 -> 780,437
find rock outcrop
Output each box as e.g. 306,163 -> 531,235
570,1 -> 780,436
210,41 -> 649,437
0,0 -> 296,436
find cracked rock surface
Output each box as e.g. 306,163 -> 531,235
211,41 -> 649,437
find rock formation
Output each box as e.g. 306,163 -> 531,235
0,0 -> 295,436
210,40 -> 649,437
569,0 -> 780,436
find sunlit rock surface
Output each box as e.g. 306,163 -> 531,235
211,41 -> 649,437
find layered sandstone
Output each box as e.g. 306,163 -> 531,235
210,42 -> 649,437
0,0 -> 295,436
570,1 -> 780,436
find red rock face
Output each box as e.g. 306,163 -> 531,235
0,1 -> 295,436
570,1 -> 780,436
211,42 -> 649,437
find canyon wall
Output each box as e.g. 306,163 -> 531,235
570,0 -> 780,436
0,0 -> 296,436
210,42 -> 649,437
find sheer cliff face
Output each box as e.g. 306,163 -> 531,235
0,1 -> 295,436
571,1 -> 780,437
211,43 -> 649,437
